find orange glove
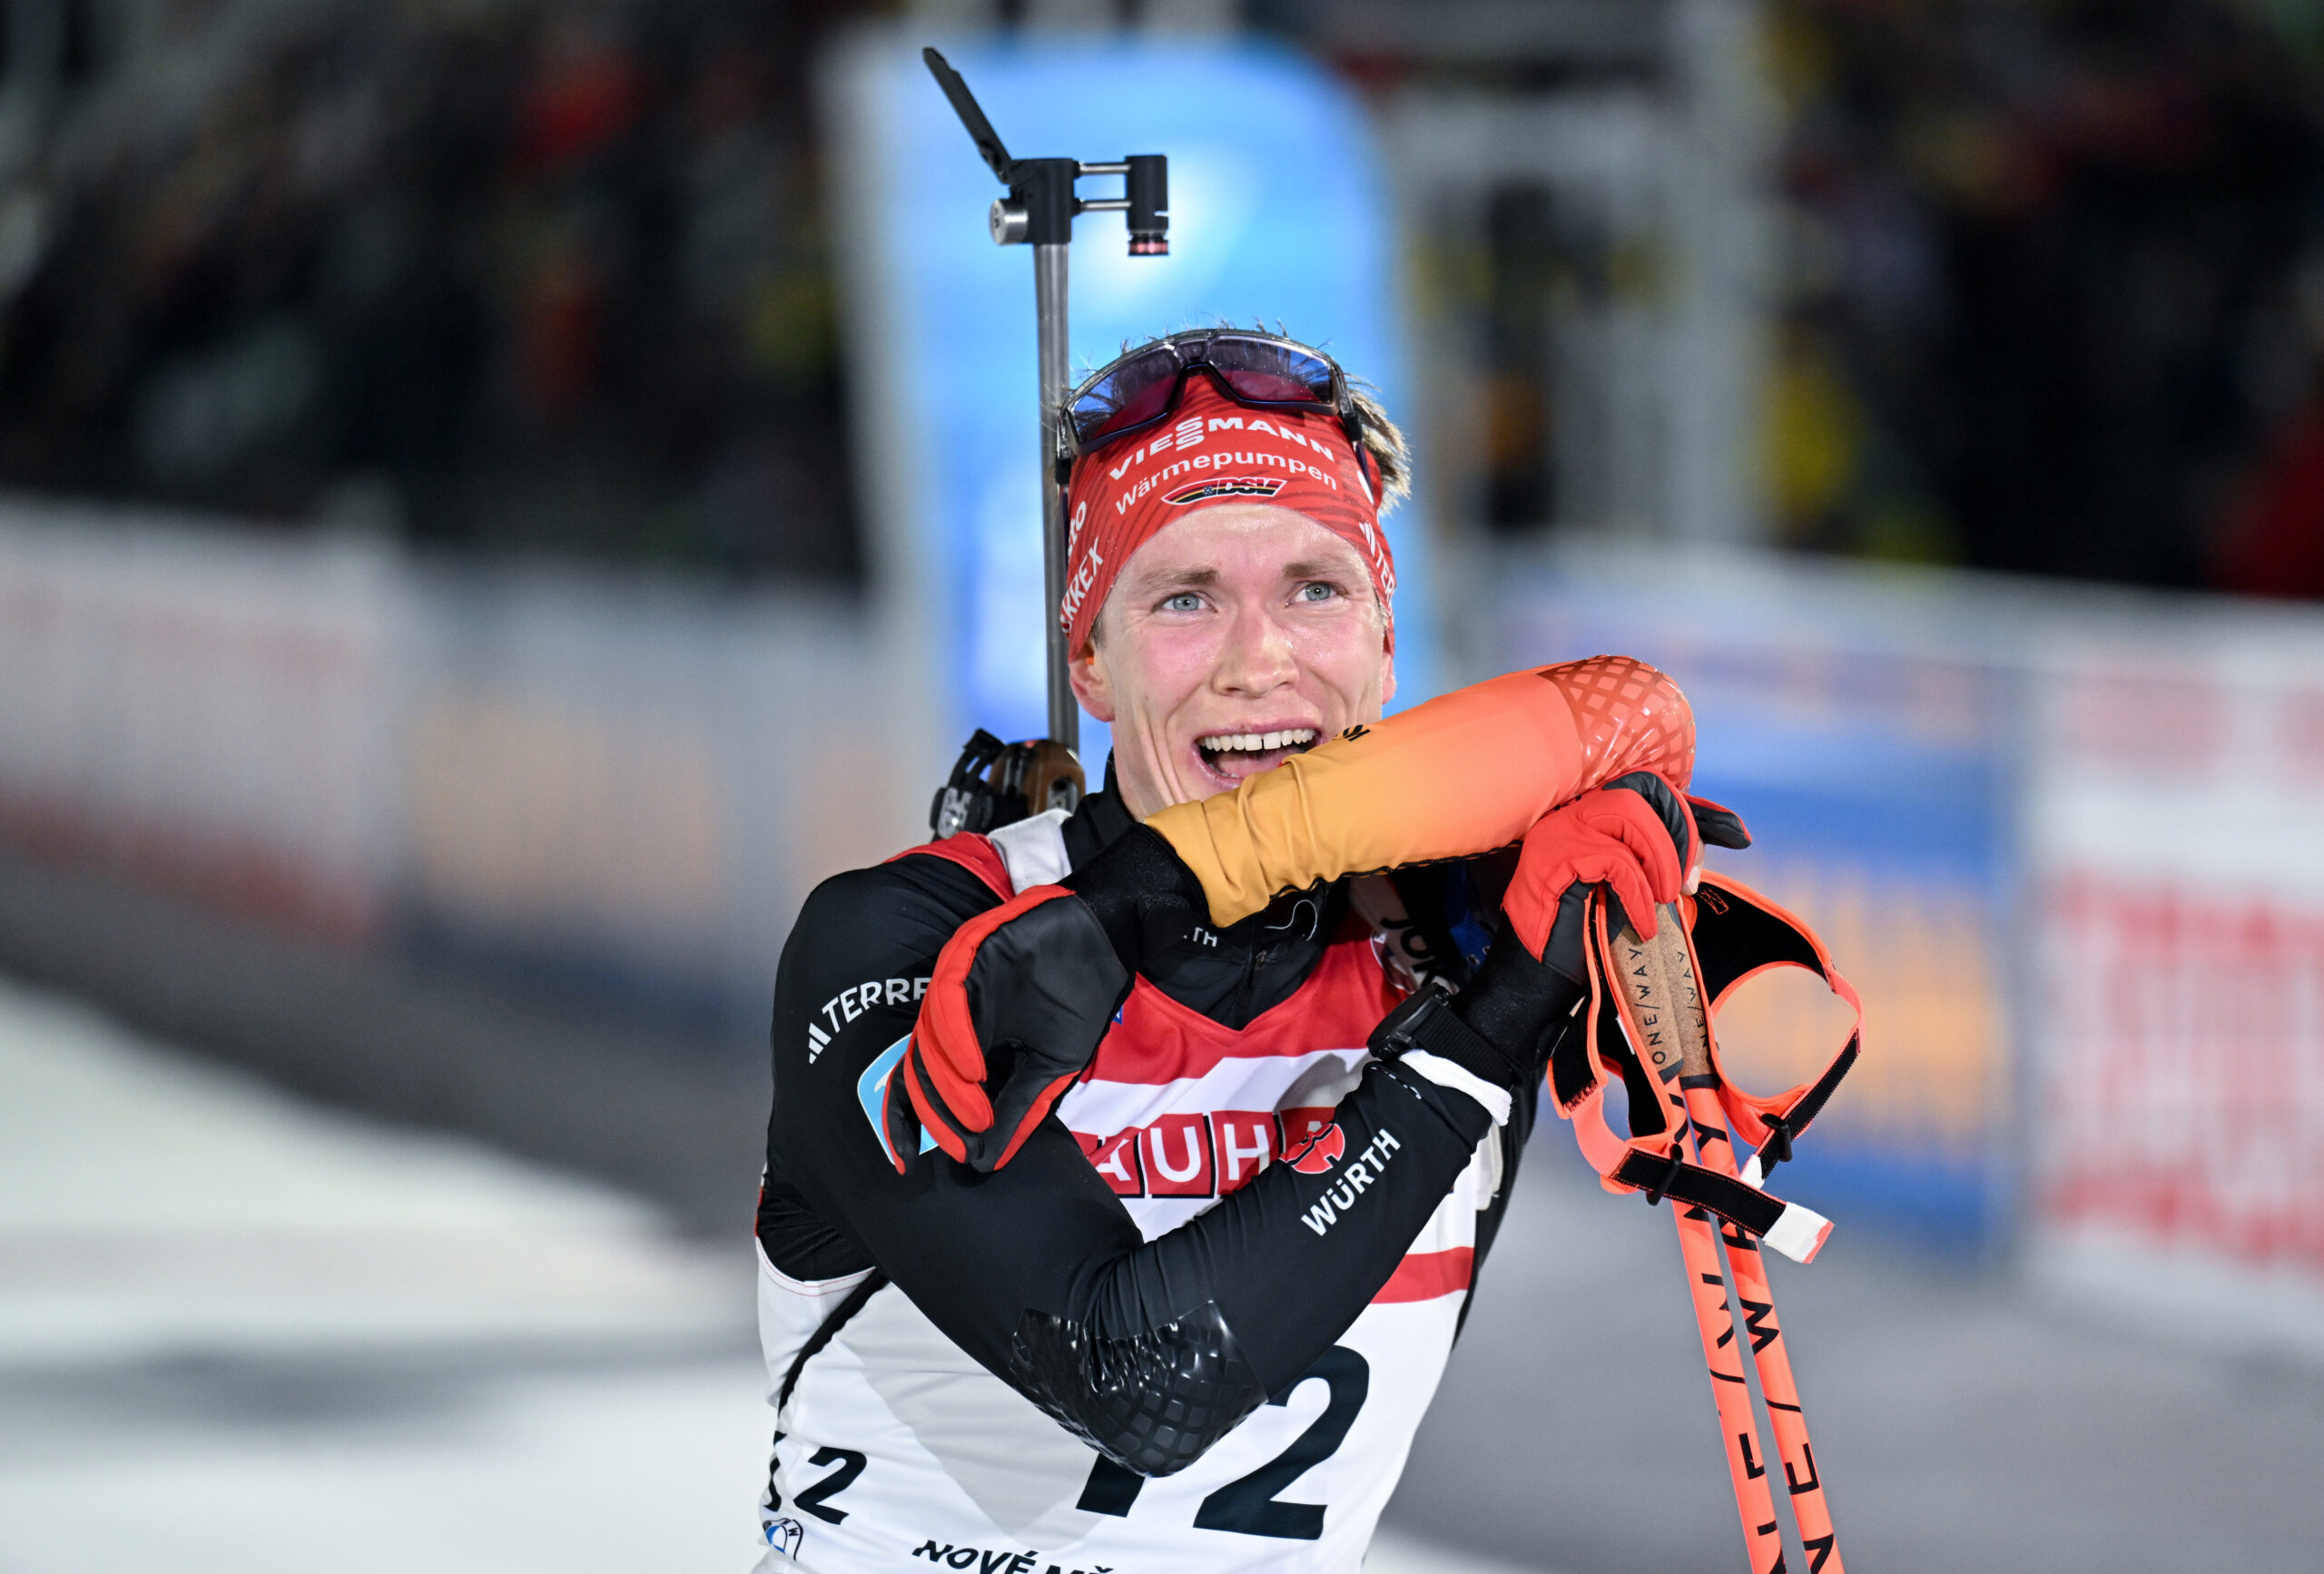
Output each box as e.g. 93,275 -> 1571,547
1505,775 -> 1688,957
1500,772 -> 1750,960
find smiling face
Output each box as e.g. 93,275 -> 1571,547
1068,504 -> 1394,820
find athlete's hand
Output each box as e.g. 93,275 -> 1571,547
902,827 -> 1208,1173
1500,772 -> 1750,964
1403,781 -> 1746,1094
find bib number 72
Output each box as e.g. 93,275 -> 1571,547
1078,1344 -> 1371,1541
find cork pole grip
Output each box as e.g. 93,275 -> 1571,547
1613,903 -> 1714,1083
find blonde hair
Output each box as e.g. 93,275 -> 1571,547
1346,383 -> 1411,514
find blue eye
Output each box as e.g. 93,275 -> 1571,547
1296,582 -> 1337,602
1164,593 -> 1204,613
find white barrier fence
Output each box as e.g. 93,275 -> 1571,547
0,501 -> 406,939
0,501 -> 918,1037
2029,615 -> 2324,1359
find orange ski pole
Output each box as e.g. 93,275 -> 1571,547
1669,1179 -> 1793,1572
1618,909 -> 1790,1574
1680,1079 -> 1844,1573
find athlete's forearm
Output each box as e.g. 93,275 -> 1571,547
1009,1055 -> 1492,1469
769,862 -> 1498,1476
796,1053 -> 1492,1476
1147,656 -> 1697,926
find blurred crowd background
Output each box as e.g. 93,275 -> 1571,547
0,0 -> 860,576
4,3 -> 2324,1572
5,0 -> 2324,592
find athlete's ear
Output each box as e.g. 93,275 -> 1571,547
1069,639 -> 1118,723
1378,639 -> 1396,711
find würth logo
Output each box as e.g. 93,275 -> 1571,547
1298,1127 -> 1404,1236
1162,476 -> 1286,507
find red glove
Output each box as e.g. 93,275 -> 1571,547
899,886 -> 1133,1173
1502,772 -> 1750,961
899,826 -> 1200,1173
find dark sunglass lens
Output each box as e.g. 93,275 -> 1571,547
1205,337 -> 1334,405
1072,348 -> 1183,444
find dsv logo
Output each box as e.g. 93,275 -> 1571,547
1162,476 -> 1286,507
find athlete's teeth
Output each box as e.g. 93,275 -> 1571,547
1201,728 -> 1319,755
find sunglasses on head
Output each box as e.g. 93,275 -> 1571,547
1060,331 -> 1365,463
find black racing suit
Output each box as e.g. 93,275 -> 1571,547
756,777 -> 1542,1484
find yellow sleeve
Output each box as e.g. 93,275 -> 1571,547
1145,656 -> 1696,926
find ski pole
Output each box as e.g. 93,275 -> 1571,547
1619,907 -> 1793,1574
1679,1062 -> 1845,1571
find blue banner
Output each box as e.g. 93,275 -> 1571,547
836,35 -> 1441,775
1496,556 -> 2020,1256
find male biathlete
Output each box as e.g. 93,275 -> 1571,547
753,330 -> 1737,1573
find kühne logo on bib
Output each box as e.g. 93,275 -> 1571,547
1285,1123 -> 1345,1174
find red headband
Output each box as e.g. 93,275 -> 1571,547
1059,378 -> 1395,656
